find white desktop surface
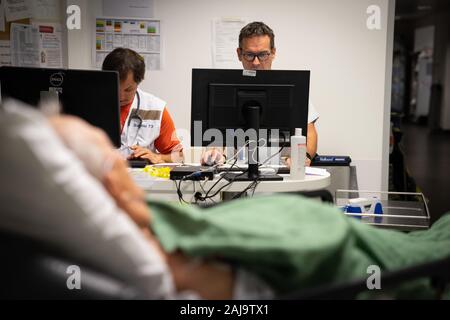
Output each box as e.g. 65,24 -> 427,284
130,165 -> 331,202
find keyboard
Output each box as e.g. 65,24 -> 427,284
128,159 -> 149,168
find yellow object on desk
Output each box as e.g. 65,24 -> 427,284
142,165 -> 171,179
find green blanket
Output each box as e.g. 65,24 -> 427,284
149,195 -> 450,298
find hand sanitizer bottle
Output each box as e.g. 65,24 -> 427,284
290,128 -> 306,180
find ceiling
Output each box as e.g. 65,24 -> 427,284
395,0 -> 450,20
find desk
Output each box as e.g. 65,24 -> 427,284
130,168 -> 331,203
317,165 -> 358,200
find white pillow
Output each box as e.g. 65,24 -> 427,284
0,100 -> 176,299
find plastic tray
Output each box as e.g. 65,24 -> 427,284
335,190 -> 430,231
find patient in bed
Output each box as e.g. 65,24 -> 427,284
0,100 -> 272,300
1,100 -> 449,299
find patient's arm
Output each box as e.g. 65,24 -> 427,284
167,252 -> 234,300
102,155 -> 151,230
49,116 -> 151,230
104,154 -> 235,299
49,115 -> 234,299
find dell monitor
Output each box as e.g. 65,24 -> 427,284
191,68 -> 310,181
0,66 -> 121,147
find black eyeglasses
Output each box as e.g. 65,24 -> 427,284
240,51 -> 272,62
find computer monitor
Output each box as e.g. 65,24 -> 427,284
191,68 -> 310,181
0,66 -> 121,147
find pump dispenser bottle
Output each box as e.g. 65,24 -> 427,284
290,128 -> 306,180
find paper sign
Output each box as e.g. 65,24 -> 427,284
5,0 -> 31,22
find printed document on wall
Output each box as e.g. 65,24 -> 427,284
29,0 -> 61,21
4,0 -> 31,22
33,22 -> 63,68
10,23 -> 40,67
0,0 -> 6,32
0,40 -> 11,66
95,17 -> 161,70
212,18 -> 247,68
103,0 -> 154,19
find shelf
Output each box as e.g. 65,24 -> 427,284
96,32 -> 160,36
335,190 -> 430,231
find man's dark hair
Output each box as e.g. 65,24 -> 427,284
102,48 -> 145,83
239,21 -> 275,49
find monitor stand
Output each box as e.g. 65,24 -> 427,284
222,105 -> 283,182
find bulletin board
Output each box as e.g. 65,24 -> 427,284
0,18 -> 30,40
94,17 -> 161,70
0,0 -> 63,68
0,18 -> 29,67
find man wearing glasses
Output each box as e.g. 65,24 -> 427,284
202,21 -> 319,167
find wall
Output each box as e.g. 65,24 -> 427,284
67,0 -> 395,191
67,0 -> 98,68
438,13 -> 450,130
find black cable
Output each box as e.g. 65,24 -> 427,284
192,180 -> 196,203
174,178 -> 189,204
232,178 -> 260,200
200,169 -> 249,201
175,167 -> 216,204
198,179 -> 215,204
199,179 -> 208,195
175,179 -> 183,203
197,168 -> 250,202
251,180 -> 260,197
195,135 -> 286,203
174,179 -> 182,202
231,134 -> 286,200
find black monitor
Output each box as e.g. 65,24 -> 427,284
0,66 -> 121,147
191,68 -> 310,181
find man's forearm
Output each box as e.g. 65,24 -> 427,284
307,122 -> 318,158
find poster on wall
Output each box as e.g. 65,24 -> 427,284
0,40 -> 11,66
34,22 -> 63,68
4,0 -> 31,22
212,18 -> 247,68
29,0 -> 61,21
95,17 -> 161,70
0,0 -> 6,32
10,23 -> 40,67
102,0 -> 154,19
10,22 -> 63,68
